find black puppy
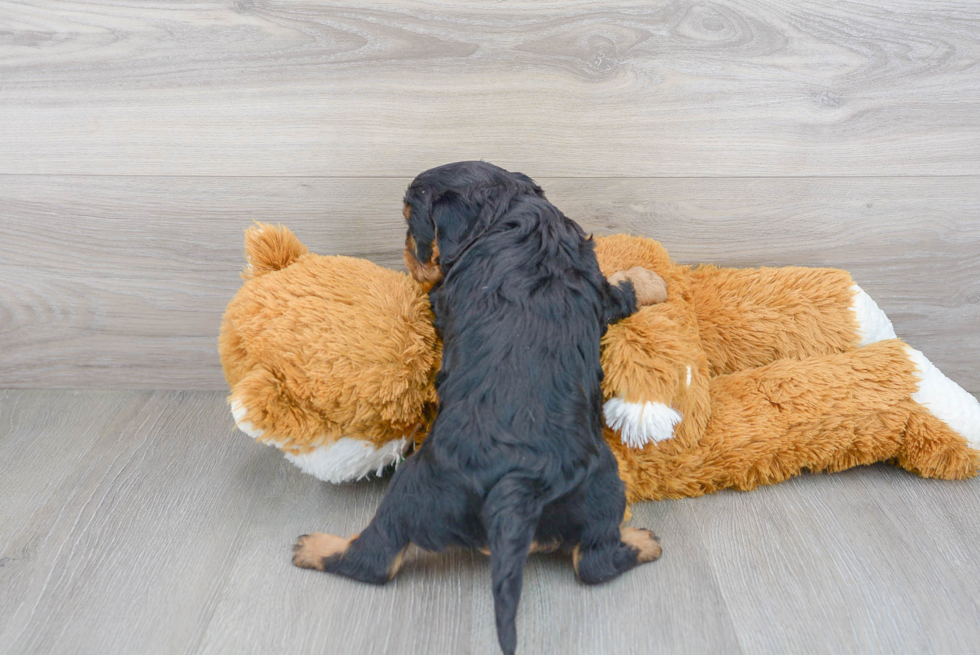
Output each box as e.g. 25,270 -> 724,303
293,161 -> 663,655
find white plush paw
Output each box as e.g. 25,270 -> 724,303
604,398 -> 683,448
906,347 -> 980,449
231,399 -> 265,439
851,284 -> 897,346
230,398 -> 285,447
229,397 -> 410,482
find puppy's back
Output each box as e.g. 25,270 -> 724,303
428,195 -> 611,476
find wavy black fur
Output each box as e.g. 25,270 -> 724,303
314,162 -> 651,655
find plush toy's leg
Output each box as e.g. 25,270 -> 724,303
601,269 -> 901,450
278,437 -> 411,483
688,266 -> 889,375
610,339 -> 980,502
600,299 -> 711,450
894,348 -> 980,479
609,340 -> 921,501
895,405 -> 980,479
850,284 -> 897,346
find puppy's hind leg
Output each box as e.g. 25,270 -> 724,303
292,517 -> 409,585
571,452 -> 662,585
292,457 -> 431,584
574,526 -> 662,585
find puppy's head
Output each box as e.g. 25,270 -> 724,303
402,161 -> 542,286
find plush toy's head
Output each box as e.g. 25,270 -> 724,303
220,224 -> 706,486
219,224 -> 440,481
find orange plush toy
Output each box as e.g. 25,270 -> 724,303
220,224 -> 980,502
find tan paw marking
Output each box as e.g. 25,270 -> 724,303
292,532 -> 355,570
621,527 -> 662,563
479,540 -> 561,558
530,540 -> 561,555
388,546 -> 409,580
609,267 -> 668,306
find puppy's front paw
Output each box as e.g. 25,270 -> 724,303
621,527 -> 663,563
292,532 -> 353,570
609,267 -> 668,306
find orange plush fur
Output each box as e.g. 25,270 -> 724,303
221,225 -> 439,454
593,234 -> 980,501
220,224 -> 980,499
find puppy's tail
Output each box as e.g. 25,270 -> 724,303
484,476 -> 542,655
241,222 -> 308,280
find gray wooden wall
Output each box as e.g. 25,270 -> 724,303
1,0 -> 978,391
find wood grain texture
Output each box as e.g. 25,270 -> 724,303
0,0 -> 978,176
0,390 -> 152,641
689,466 -> 980,653
2,390 -> 980,653
2,175 -> 977,391
0,391 -> 270,654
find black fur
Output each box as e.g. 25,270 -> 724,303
314,162 -> 653,655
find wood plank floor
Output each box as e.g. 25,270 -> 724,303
2,390 -> 980,654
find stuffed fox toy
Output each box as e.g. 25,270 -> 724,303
220,224 -> 980,502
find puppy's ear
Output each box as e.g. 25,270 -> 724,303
429,190 -> 481,260
405,163 -> 538,267
405,187 -> 482,265
404,187 -> 439,264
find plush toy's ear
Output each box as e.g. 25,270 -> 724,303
241,222 -> 308,280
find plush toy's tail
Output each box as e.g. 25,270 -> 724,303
241,222 -> 309,280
